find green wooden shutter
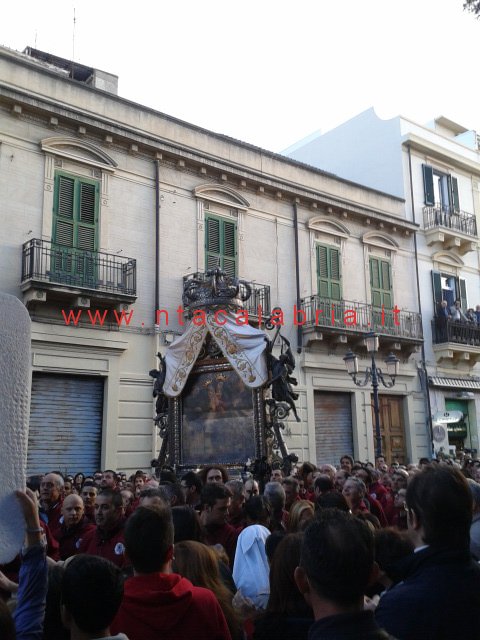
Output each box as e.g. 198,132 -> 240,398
329,247 -> 341,300
54,175 -> 75,247
77,182 -> 98,253
206,217 -> 221,271
381,260 -> 392,308
431,270 -> 442,307
52,172 -> 99,283
317,245 -> 329,298
451,177 -> 460,212
316,244 -> 341,300
370,257 -> 393,309
205,214 -> 237,276
223,220 -> 237,277
422,164 -> 435,206
459,278 -> 468,312
370,257 -> 382,307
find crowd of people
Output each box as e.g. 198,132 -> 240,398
436,299 -> 480,343
1,454 -> 480,639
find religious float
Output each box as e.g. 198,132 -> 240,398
149,268 -> 300,481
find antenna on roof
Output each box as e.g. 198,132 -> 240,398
71,7 -> 76,78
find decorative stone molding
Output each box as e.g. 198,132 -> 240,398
40,137 -> 117,172
362,230 -> 399,251
194,184 -> 250,210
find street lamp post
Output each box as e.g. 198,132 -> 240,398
343,334 -> 400,458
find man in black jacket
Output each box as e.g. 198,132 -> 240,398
375,465 -> 480,639
295,509 -> 392,639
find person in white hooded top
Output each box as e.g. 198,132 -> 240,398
233,523 -> 271,610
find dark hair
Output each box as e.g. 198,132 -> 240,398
374,528 -> 414,585
201,482 -> 232,508
181,471 -> 203,493
44,564 -> 69,640
73,473 -> 85,486
98,488 -> 123,509
61,555 -> 123,634
406,465 -> 472,548
340,455 -> 354,465
26,474 -> 43,492
356,466 -> 373,486
267,533 -> 311,616
124,506 -> 174,573
172,505 -> 203,543
160,482 -> 186,506
198,465 -> 229,484
314,475 -> 334,493
103,469 -> 118,480
301,509 -> 374,606
315,492 -> 349,512
265,530 -> 286,564
299,462 -> 316,478
158,469 -> 177,484
282,476 -> 299,491
139,487 -> 169,502
244,496 -> 271,523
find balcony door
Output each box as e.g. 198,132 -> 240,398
205,214 -> 237,277
51,172 -> 99,287
372,395 -> 406,465
370,256 -> 393,330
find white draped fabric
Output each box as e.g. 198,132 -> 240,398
163,311 -> 268,397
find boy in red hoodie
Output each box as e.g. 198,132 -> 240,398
111,505 -> 231,640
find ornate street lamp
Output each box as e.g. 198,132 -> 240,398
343,333 -> 400,458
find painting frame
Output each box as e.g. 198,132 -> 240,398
168,359 -> 266,472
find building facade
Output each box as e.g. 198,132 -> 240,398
287,107 -> 480,457
0,48 -> 426,475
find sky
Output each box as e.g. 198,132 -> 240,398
1,0 -> 479,153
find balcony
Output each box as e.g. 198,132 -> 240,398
300,296 -> 423,354
423,206 -> 478,255
182,272 -> 271,320
21,239 -> 137,308
431,318 -> 480,365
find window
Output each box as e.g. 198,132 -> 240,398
431,270 -> 467,311
370,257 -> 393,309
316,244 -> 341,300
423,164 -> 459,212
205,213 -> 237,277
52,171 -> 99,284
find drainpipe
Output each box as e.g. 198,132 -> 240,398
407,144 -> 434,457
293,202 -> 302,353
154,160 -> 161,323
153,159 -> 162,470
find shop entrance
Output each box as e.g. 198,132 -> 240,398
445,399 -> 469,452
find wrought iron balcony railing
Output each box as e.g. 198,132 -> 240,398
22,239 -> 137,297
423,205 -> 477,238
432,318 -> 480,346
300,296 -> 423,341
182,272 -> 271,318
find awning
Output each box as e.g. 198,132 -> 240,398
163,311 -> 268,397
428,376 -> 480,390
432,410 -> 463,424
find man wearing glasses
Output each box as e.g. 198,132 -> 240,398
375,465 -> 480,639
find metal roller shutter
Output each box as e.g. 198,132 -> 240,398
27,373 -> 103,476
314,391 -> 353,466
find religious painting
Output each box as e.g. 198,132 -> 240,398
179,363 -> 260,467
